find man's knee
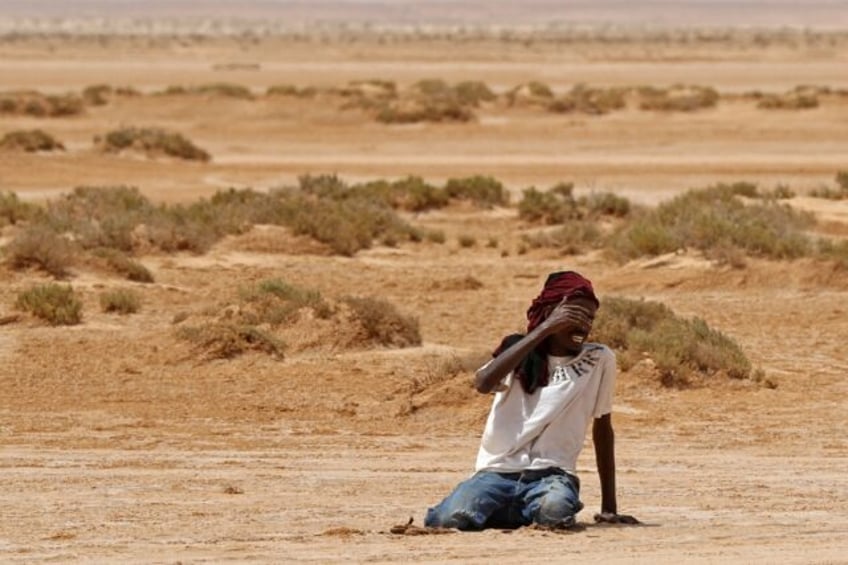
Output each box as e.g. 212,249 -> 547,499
528,475 -> 583,527
534,495 -> 581,527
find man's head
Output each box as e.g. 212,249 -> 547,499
527,271 -> 599,354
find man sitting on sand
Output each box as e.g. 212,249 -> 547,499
425,271 -> 639,530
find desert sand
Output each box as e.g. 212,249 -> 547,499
1,16 -> 848,565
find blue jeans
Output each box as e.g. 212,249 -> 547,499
425,468 -> 583,530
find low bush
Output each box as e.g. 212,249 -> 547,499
352,176 -> 450,212
376,100 -> 474,123
580,191 -> 631,217
757,93 -> 819,110
96,127 -> 210,161
609,183 -> 815,261
82,84 -> 112,106
444,175 -> 510,207
159,83 -> 254,99
6,226 -> 76,278
549,85 -> 627,115
16,283 -> 83,325
266,84 -> 318,98
341,296 -> 421,347
100,288 -> 141,314
518,183 -> 580,225
453,81 -> 496,106
0,129 -> 65,152
240,278 -> 333,324
638,85 -> 719,112
0,91 -> 84,117
592,296 -> 752,387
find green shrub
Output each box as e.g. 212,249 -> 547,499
100,288 -> 141,314
609,183 -> 815,261
6,227 -> 76,278
444,176 -> 510,207
518,184 -> 580,225
96,127 -> 210,161
580,191 -> 631,217
342,296 -> 421,347
16,283 -> 83,325
353,176 -> 450,211
593,296 -> 752,387
0,129 -> 65,152
45,185 -> 157,252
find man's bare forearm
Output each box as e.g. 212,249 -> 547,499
593,414 -> 617,514
473,323 -> 552,393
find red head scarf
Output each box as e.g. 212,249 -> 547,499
526,271 -> 599,333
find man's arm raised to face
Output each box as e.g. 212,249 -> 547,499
473,298 -> 594,394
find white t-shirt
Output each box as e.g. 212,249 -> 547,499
475,343 -> 617,474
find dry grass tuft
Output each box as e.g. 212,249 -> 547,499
341,296 -> 422,347
100,288 -> 142,314
177,323 -> 285,359
16,283 -> 83,326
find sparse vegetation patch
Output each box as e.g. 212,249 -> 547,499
0,129 -> 65,152
593,296 -> 752,387
100,288 -> 142,314
95,127 -> 211,161
0,90 -> 84,117
609,183 -> 815,262
16,283 -> 83,325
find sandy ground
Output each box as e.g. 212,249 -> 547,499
1,33 -> 848,563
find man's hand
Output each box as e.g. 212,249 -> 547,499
594,512 -> 641,525
542,298 -> 593,335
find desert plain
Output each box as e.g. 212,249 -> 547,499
1,18 -> 848,565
